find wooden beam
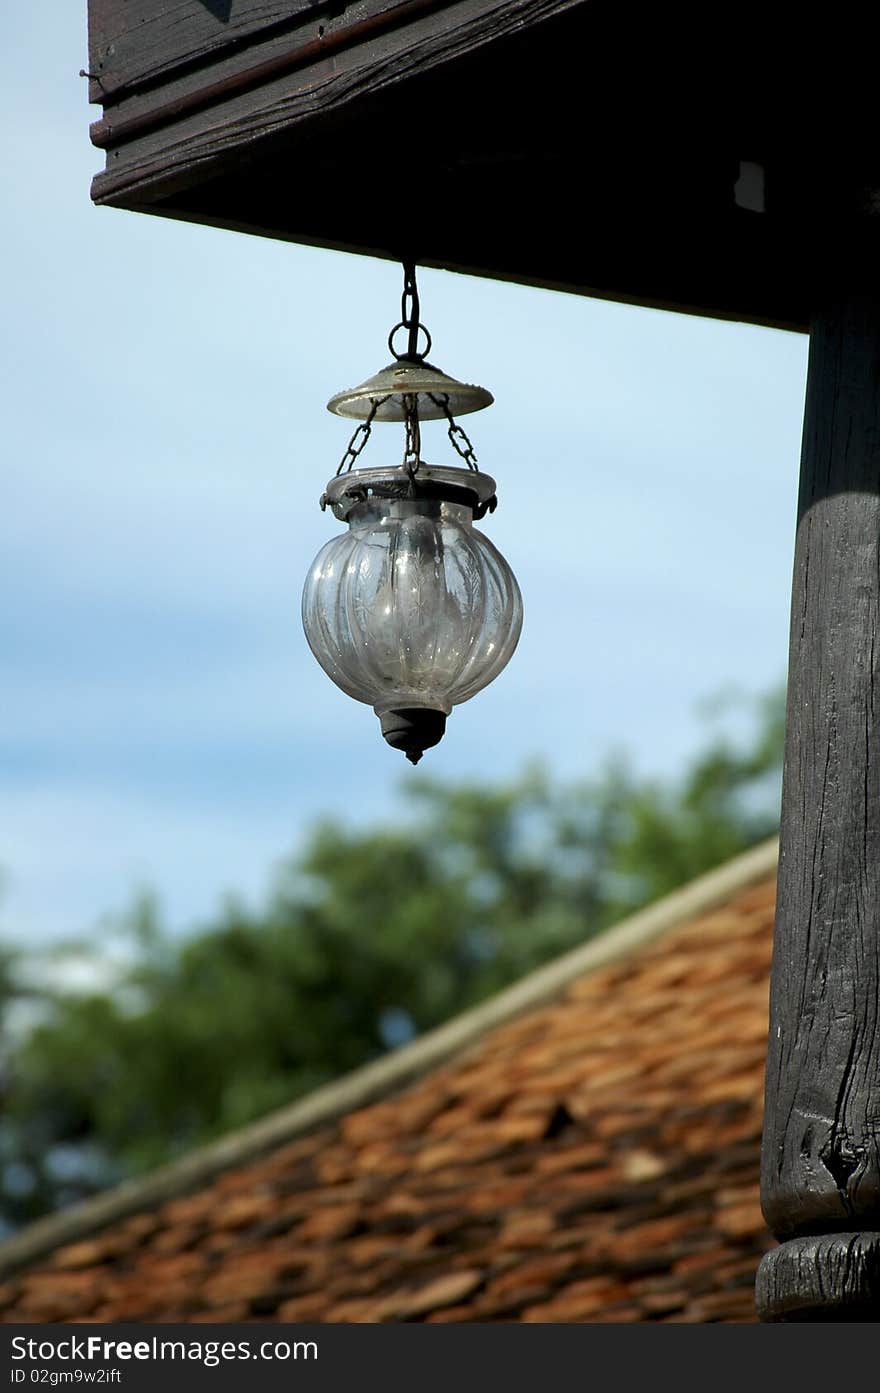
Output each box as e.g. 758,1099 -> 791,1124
85,0 -> 880,327
88,0 -> 583,199
86,0 -> 818,330
88,0 -> 455,148
757,279 -> 880,1320
87,0 -> 325,101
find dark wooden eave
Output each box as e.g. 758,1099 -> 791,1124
87,0 -> 880,334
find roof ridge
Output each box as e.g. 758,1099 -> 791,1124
0,836 -> 778,1279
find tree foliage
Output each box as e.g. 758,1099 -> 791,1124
0,687 -> 784,1230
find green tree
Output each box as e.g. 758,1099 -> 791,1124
0,686 -> 784,1228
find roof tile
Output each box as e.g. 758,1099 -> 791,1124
375,1269 -> 485,1320
0,869 -> 778,1324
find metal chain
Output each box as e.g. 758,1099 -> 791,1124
402,393 -> 421,478
429,393 -> 480,472
335,396 -> 387,475
400,264 -> 423,477
401,262 -> 421,361
388,261 -> 433,361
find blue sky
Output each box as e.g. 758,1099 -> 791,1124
1,8 -> 808,946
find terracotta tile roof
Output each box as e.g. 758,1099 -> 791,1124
0,863 -> 777,1324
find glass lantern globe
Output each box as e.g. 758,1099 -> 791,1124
302,468 -> 522,763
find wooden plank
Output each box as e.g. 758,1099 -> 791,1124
145,142 -> 806,330
87,0 -> 875,329
85,0 -> 813,329
758,280 -> 880,1319
87,1 -> 601,194
88,0 -> 455,148
87,0 -> 328,100
147,210 -> 807,331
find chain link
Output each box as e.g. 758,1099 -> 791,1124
401,262 -> 421,360
402,394 -> 422,478
334,396 -> 387,476
429,393 -> 480,471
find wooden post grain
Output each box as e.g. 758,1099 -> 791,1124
758,282 -> 880,1320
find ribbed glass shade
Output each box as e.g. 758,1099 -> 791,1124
302,497 -> 522,716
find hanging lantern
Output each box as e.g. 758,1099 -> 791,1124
302,264 -> 523,764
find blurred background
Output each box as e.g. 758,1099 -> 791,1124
1,6 -> 805,1230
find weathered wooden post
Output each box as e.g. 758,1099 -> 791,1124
757,272 -> 880,1320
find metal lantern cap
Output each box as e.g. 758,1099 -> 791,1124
327,358 -> 493,422
321,463 -> 498,522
